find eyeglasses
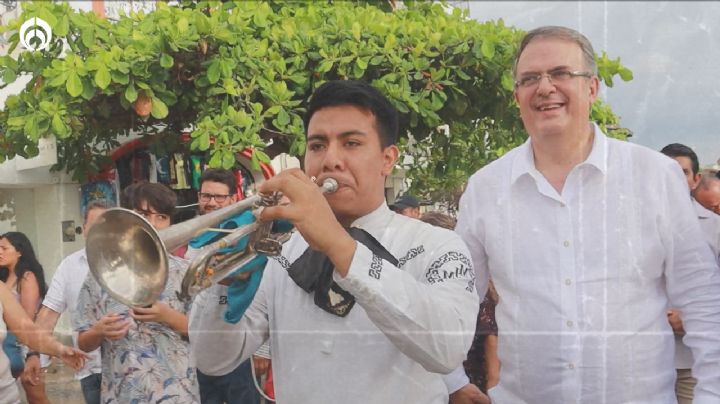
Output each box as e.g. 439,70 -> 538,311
515,69 -> 593,89
198,193 -> 231,203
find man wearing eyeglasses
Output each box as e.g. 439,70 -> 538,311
456,26 -> 720,403
187,168 -> 269,404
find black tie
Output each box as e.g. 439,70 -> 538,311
287,227 -> 398,317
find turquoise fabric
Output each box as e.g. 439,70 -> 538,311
188,210 -> 256,253
186,210 -> 272,324
223,255 -> 267,324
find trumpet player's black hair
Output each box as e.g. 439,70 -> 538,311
199,168 -> 237,195
304,80 -> 399,148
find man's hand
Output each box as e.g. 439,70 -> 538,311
58,345 -> 88,371
93,313 -> 131,341
667,309 -> 685,336
131,301 -> 171,324
252,355 -> 270,377
258,169 -> 344,253
449,383 -> 490,404
21,355 -> 42,386
257,169 -> 356,275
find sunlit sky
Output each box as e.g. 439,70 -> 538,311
468,1 -> 720,168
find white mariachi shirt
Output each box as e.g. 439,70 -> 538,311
234,203 -> 479,403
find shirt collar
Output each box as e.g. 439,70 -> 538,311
350,202 -> 393,232
510,122 -> 608,185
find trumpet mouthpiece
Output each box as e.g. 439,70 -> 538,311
321,178 -> 338,194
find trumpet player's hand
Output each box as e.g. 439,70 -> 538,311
94,313 -> 131,341
257,169 -> 356,276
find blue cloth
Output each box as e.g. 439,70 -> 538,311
197,358 -> 260,404
189,210 -> 256,253
224,255 -> 267,324
2,331 -> 24,378
188,210 -> 272,324
80,373 -> 102,404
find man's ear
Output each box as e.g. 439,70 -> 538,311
381,145 -> 399,176
588,75 -> 600,103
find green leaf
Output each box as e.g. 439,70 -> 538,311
51,114 -> 66,137
94,66 -> 111,89
81,79 -> 96,100
160,54 -> 174,69
66,73 -> 83,97
481,40 -> 495,59
198,132 -> 210,151
618,67 -> 633,81
195,14 -> 211,34
111,71 -> 129,85
222,150 -> 236,169
276,108 -> 290,126
55,16 -> 70,37
352,22 -> 361,41
125,84 -> 138,103
317,60 -> 333,73
150,97 -> 168,119
2,69 -> 16,84
177,17 -> 189,33
207,60 -> 221,84
208,151 -> 222,168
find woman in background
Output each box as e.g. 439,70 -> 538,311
0,232 -> 50,403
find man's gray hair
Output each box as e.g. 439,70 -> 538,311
83,199 -> 115,223
513,26 -> 598,78
697,170 -> 720,190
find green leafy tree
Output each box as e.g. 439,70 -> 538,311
0,1 -> 632,205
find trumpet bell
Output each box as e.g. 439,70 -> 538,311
86,208 -> 169,307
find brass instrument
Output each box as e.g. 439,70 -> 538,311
85,178 -> 338,307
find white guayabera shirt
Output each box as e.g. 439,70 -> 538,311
233,204 -> 479,404
456,124 -> 720,404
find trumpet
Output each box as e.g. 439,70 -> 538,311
85,178 -> 338,307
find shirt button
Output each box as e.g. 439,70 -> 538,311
563,240 -> 570,247
566,320 -> 574,327
568,363 -> 575,370
560,202 -> 566,207
565,279 -> 572,286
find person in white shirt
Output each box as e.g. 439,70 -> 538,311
231,80 -> 480,403
32,200 -> 114,404
456,26 -> 720,403
693,173 -> 720,215
660,143 -> 720,404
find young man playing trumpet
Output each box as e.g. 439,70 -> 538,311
232,80 -> 480,403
